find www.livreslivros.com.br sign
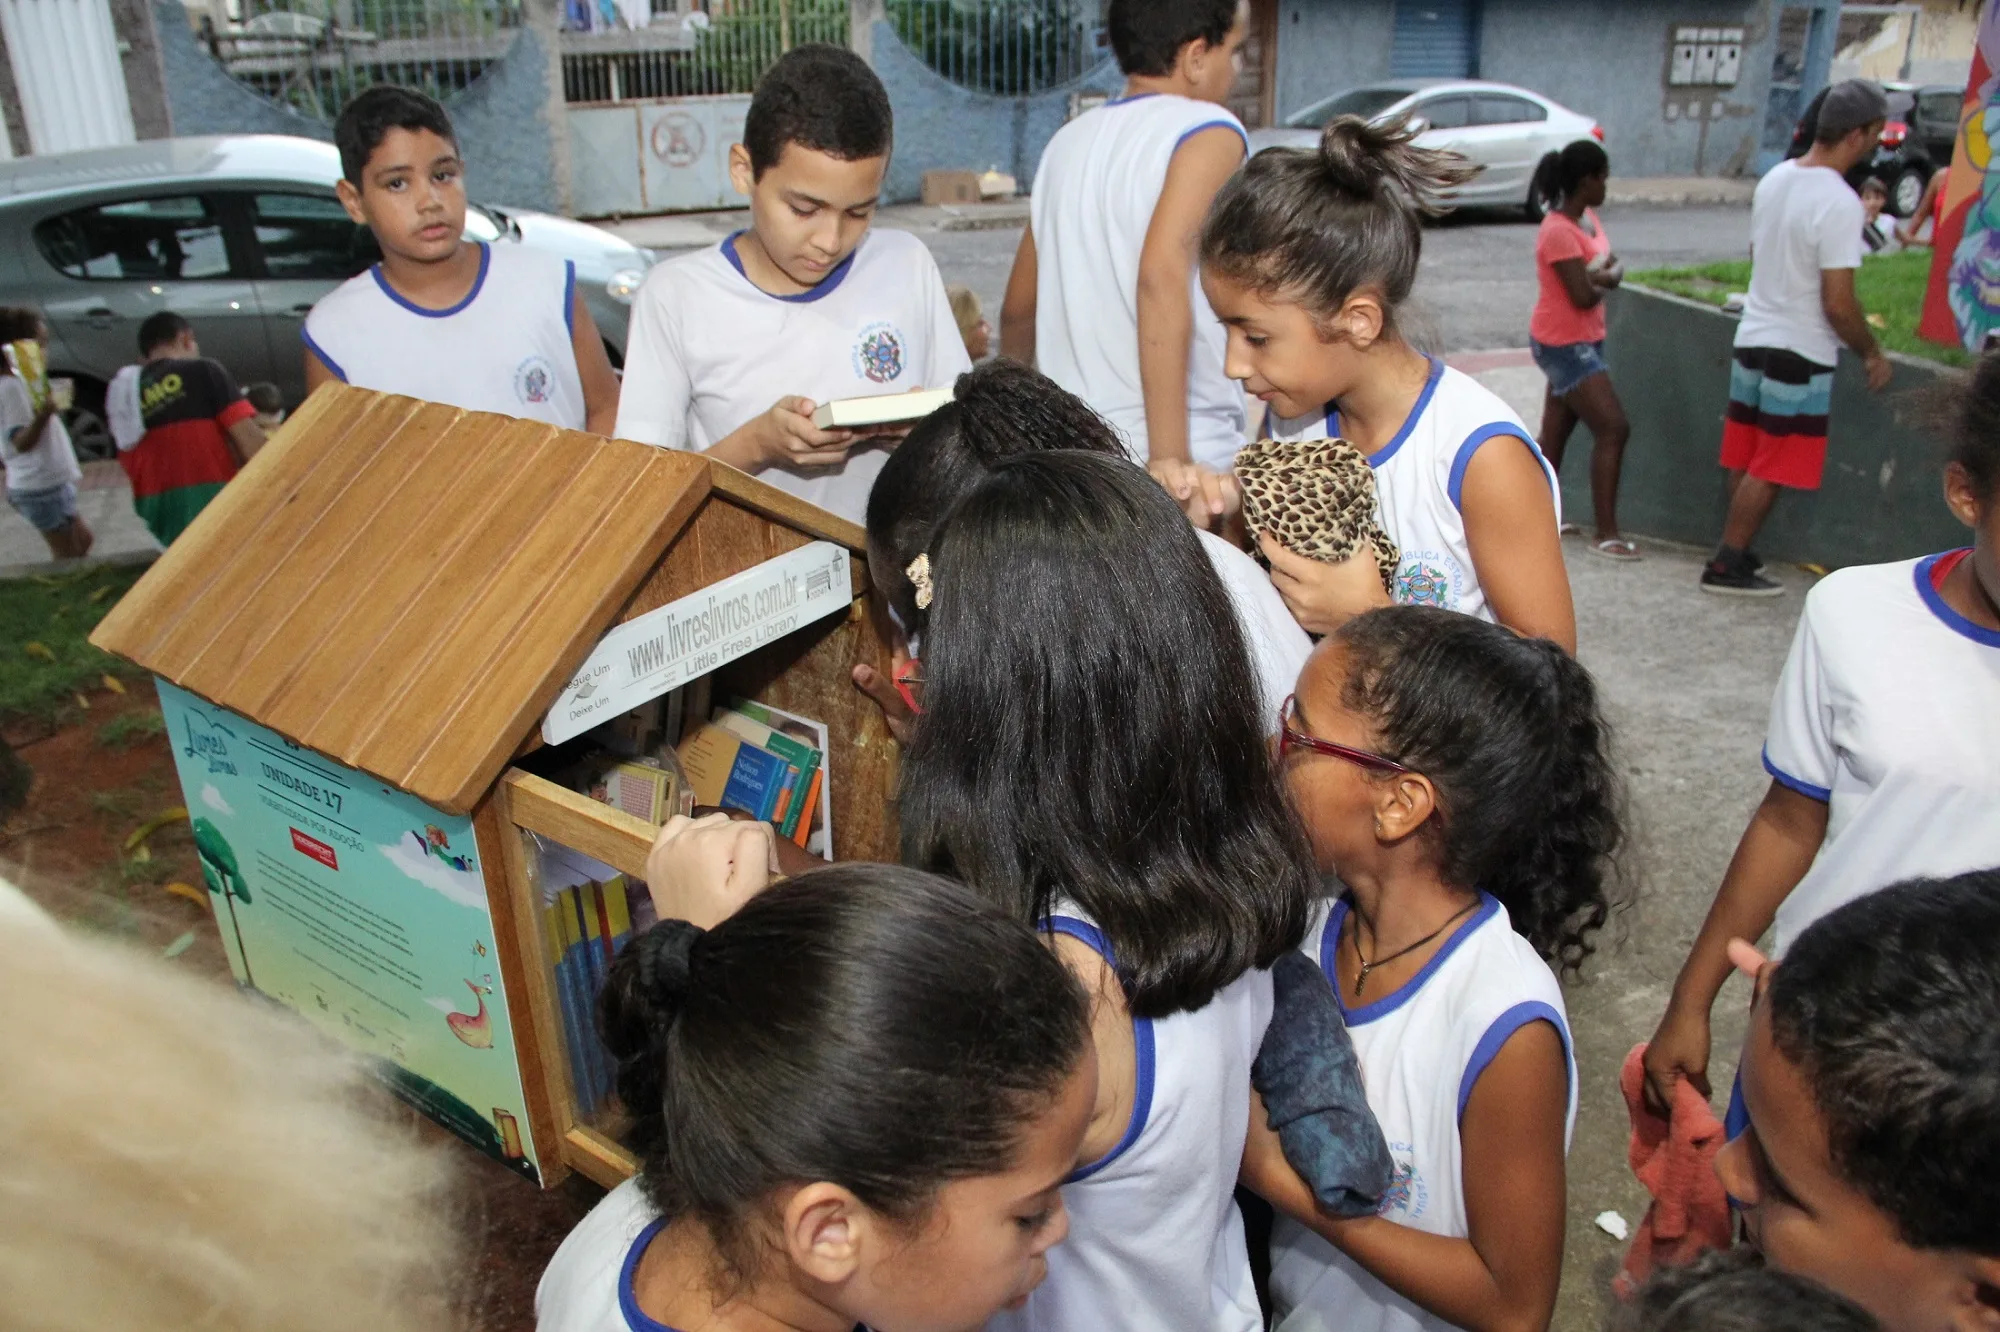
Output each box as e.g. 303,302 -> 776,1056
543,541 -> 852,745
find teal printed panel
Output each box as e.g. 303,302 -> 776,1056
155,678 -> 541,1182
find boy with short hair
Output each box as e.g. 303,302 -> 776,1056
612,44 -> 970,526
1703,79 -> 1893,596
304,85 -> 620,433
121,312 -> 264,547
1001,0 -> 1249,468
1717,868 -> 2000,1332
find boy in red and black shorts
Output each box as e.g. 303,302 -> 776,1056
122,312 -> 266,547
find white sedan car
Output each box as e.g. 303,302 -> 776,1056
1247,79 -> 1604,219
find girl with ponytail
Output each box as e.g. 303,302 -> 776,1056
1243,604 -> 1626,1332
535,862 -> 1096,1332
1528,138 -> 1639,561
1182,117 -> 1578,651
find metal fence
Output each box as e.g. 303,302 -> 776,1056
201,0 -> 523,123
562,0 -> 849,103
887,0 -> 1102,96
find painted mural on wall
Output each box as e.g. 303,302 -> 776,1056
1920,0 -> 2000,350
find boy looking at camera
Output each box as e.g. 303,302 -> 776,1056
304,85 -> 620,433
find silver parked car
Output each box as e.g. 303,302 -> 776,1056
1248,79 -> 1604,219
0,135 -> 652,455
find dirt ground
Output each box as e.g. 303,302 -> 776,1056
0,678 -> 600,1329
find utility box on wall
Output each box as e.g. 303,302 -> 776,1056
1669,24 -> 1746,86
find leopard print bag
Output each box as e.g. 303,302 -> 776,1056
1232,437 -> 1400,596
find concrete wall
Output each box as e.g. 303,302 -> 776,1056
1591,285 -> 1966,568
1270,0 -> 1396,129
869,16 -> 1121,204
151,0 -> 563,212
1480,0 -> 1778,179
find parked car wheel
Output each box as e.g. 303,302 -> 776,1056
1891,163 -> 1930,218
65,406 -> 114,462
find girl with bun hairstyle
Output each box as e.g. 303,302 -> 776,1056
1180,117 -> 1576,651
535,863 -> 1097,1332
1244,605 -> 1625,1332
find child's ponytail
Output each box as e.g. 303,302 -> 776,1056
1202,115 -> 1478,329
597,866 -> 1090,1281
1335,607 -> 1626,972
1530,139 -> 1610,214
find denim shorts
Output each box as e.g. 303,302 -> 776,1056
7,481 -> 77,532
1530,338 -> 1610,397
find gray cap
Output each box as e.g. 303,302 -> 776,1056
1817,79 -> 1891,138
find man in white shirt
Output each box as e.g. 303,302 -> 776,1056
614,45 -> 968,525
999,0 -> 1250,469
1703,80 -> 1892,597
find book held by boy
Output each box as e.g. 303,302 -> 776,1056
810,388 -> 953,430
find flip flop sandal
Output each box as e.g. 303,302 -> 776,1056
1559,521 -> 1583,536
1590,537 -> 1641,561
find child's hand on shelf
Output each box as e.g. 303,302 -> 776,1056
644,812 -> 779,930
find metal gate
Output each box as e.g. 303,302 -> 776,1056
0,0 -> 137,154
1389,0 -> 1480,80
568,93 -> 752,215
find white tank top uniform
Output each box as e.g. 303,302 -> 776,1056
1761,550 -> 2000,953
988,913 -> 1272,1332
1269,357 -> 1559,624
1199,527 -> 1315,726
612,229 -> 971,526
1031,93 -> 1249,469
1269,895 -> 1577,1332
303,242 -> 586,429
535,1175 -> 660,1331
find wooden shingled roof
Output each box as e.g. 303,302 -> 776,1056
90,383 -> 856,815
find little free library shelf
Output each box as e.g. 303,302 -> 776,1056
91,383 -> 900,1189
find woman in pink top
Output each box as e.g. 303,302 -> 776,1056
1530,140 -> 1636,560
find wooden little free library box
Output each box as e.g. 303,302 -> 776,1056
90,383 -> 901,1189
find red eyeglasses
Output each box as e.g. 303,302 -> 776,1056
1277,694 -> 1410,774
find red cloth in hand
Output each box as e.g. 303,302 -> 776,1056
1613,1042 -> 1733,1298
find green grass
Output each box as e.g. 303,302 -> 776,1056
0,565 -> 148,723
96,708 -> 166,750
1629,249 -> 1973,368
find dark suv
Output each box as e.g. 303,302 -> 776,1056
1867,83 -> 1964,217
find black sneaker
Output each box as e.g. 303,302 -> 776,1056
1744,548 -> 1765,572
1700,561 -> 1784,597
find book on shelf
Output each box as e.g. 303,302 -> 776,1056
728,697 -> 833,857
677,722 -> 790,821
711,707 -> 821,841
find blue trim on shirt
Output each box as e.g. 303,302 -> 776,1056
299,326 -> 348,383
1173,118 -> 1251,154
564,259 -> 577,338
1104,92 -> 1162,106
1456,999 -> 1571,1122
617,1217 -> 680,1331
1318,892 -> 1500,1025
369,241 -> 491,318
1353,355 -> 1444,469
721,231 -> 860,303
1915,549 -> 2000,647
1044,914 -> 1156,1182
1761,745 -> 1831,803
1445,423 -> 1554,511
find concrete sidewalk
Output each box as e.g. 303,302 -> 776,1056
0,461 -> 161,580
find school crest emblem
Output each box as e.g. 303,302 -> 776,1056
1394,549 -> 1466,611
854,322 -> 906,384
514,355 -> 555,405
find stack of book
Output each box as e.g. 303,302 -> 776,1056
677,697 -> 832,857
539,858 -> 635,1121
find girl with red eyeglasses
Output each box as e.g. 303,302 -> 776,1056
1246,604 -> 1626,1332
